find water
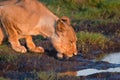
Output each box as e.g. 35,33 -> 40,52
77,67 -> 120,76
77,52 -> 120,76
101,52 -> 120,64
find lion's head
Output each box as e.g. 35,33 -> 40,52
51,16 -> 77,59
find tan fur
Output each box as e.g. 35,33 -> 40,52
0,0 -> 17,5
0,0 -> 77,58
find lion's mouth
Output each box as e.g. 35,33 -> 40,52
56,52 -> 78,60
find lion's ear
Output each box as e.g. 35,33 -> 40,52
56,19 -> 66,32
56,16 -> 71,32
60,16 -> 70,25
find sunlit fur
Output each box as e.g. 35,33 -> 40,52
0,0 -> 77,58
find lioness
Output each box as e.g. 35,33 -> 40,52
0,0 -> 77,58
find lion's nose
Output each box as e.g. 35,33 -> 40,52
74,52 -> 77,55
73,50 -> 78,55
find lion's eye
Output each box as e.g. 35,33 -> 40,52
70,40 -> 73,43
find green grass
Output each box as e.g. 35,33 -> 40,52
37,71 -> 79,80
77,31 -> 110,53
0,52 -> 18,62
0,77 -> 8,80
0,45 -> 20,62
38,71 -> 56,80
0,45 -> 10,53
40,0 -> 120,23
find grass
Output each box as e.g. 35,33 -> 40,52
114,29 -> 120,39
77,31 -> 110,53
40,0 -> 120,24
37,71 -> 79,80
0,52 -> 18,62
0,77 -> 8,80
0,44 -> 18,62
0,45 -> 10,53
38,71 -> 57,80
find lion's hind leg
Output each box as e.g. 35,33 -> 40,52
25,36 -> 44,53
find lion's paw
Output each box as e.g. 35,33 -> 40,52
12,45 -> 27,53
30,47 -> 44,53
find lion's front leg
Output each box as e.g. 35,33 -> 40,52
25,36 -> 44,53
9,35 -> 27,53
